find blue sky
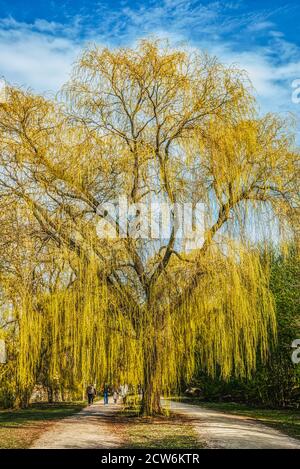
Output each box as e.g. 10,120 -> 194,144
0,0 -> 299,132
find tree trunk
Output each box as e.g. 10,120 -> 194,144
54,388 -> 60,402
141,337 -> 162,415
142,380 -> 161,415
47,386 -> 53,403
16,387 -> 32,408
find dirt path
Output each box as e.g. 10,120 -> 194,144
30,398 -> 300,449
168,400 -> 300,449
30,400 -> 124,449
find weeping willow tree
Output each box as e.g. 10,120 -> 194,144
0,40 -> 299,414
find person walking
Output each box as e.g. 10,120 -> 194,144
120,384 -> 128,405
103,384 -> 109,405
86,384 -> 96,405
113,389 -> 119,404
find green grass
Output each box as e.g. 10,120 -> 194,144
175,397 -> 300,441
0,402 -> 84,448
122,411 -> 204,449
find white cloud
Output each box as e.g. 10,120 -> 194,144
247,21 -> 275,32
0,17 -> 84,93
33,19 -> 64,33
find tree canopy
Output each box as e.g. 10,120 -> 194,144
0,40 -> 299,413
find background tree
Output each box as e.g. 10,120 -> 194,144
189,245 -> 300,408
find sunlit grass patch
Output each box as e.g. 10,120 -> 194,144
0,402 -> 84,448
123,412 -> 204,449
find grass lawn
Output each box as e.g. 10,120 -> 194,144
124,413 -> 204,449
0,402 -> 84,448
176,398 -> 300,441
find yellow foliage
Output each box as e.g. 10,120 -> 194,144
0,40 -> 298,413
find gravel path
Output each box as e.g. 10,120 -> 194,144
31,400 -> 124,449
168,400 -> 300,449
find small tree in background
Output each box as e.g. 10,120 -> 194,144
190,245 -> 300,408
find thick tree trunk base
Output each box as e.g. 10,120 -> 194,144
142,332 -> 163,416
16,388 -> 32,409
141,389 -> 163,416
47,386 -> 54,403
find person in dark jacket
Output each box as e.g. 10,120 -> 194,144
86,384 -> 96,405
